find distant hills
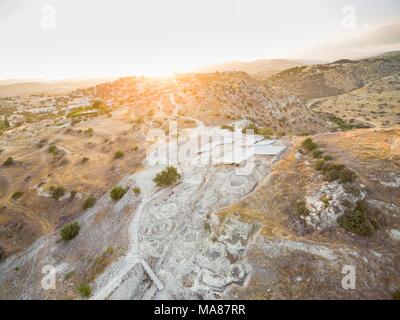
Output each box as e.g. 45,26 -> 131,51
196,59 -> 324,80
0,78 -> 115,97
269,51 -> 400,100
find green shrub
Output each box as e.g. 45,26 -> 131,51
242,124 -> 274,138
204,222 -> 211,233
312,149 -> 324,159
3,157 -> 14,166
70,190 -> 77,199
85,128 -> 94,136
132,187 -> 141,195
78,284 -> 91,299
337,201 -> 377,236
320,194 -> 331,208
242,124 -> 259,135
324,168 -> 341,182
393,290 -> 400,300
110,186 -> 128,201
323,155 -> 334,161
60,221 -> 80,241
301,138 -> 317,152
114,150 -> 124,159
339,168 -> 357,183
328,115 -> 354,131
153,166 -> 182,187
12,191 -> 23,200
314,159 -> 326,171
82,197 -> 96,210
221,125 -> 234,132
258,127 -> 274,138
295,201 -> 310,216
48,145 -> 58,156
322,163 -> 356,184
50,186 -> 65,200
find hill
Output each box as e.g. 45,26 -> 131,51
197,59 -> 323,80
269,52 -> 400,101
0,79 -> 114,97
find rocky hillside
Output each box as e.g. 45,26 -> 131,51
224,128 -> 400,299
174,72 -> 324,135
311,72 -> 400,128
269,52 -> 400,101
98,72 -> 326,135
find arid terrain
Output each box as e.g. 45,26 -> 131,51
0,52 -> 399,300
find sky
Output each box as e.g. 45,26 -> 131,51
0,0 -> 399,79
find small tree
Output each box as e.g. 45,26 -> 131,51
295,201 -> 310,216
48,145 -> 58,155
78,283 -> 91,299
82,197 -> 96,210
153,166 -> 181,187
133,187 -> 141,195
12,191 -> 23,200
114,150 -> 124,159
302,138 -> 317,152
3,157 -> 14,166
110,186 -> 128,201
60,221 -> 80,241
50,186 -> 65,200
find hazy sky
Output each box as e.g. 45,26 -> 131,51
1,0 -> 399,78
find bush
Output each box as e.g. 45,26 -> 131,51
81,157 -> 89,164
322,163 -> 356,184
85,128 -> 94,136
82,197 -> 96,210
339,168 -> 357,183
393,290 -> 400,300
295,201 -> 310,216
337,201 -> 377,236
302,138 -> 317,152
132,187 -> 141,195
258,127 -> 274,138
110,186 -> 128,201
48,145 -> 58,156
221,125 -> 234,132
323,155 -> 334,161
328,115 -> 354,131
242,124 -> 259,135
50,186 -> 65,200
3,157 -> 14,166
12,191 -> 23,200
114,150 -> 124,159
78,284 -> 91,299
314,159 -> 326,171
153,166 -> 181,187
312,149 -> 324,159
60,221 -> 80,241
241,124 -> 273,138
